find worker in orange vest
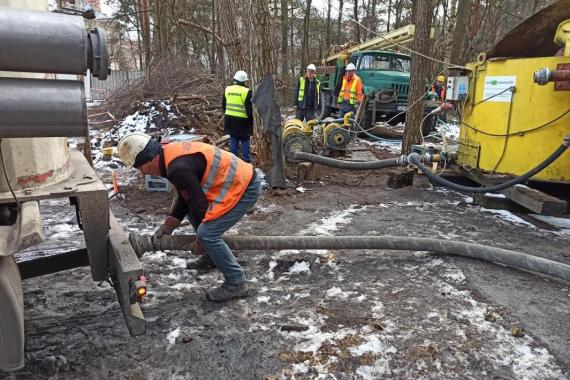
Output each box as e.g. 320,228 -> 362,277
118,133 -> 261,302
431,75 -> 446,101
337,62 -> 364,117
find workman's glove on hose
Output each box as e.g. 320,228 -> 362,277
183,240 -> 206,256
152,216 -> 181,245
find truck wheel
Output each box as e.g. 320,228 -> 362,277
0,255 -> 24,372
317,91 -> 333,120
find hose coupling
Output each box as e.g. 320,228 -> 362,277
564,135 -> 570,147
396,155 -> 408,166
534,67 -> 553,85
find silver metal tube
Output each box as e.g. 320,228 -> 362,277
0,78 -> 87,138
0,7 -> 108,78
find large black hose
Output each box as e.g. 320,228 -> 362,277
136,234 -> 570,282
408,136 -> 570,193
294,151 -> 407,169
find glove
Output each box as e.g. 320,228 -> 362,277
152,216 -> 181,245
183,240 -> 206,256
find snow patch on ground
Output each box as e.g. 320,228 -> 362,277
305,205 -> 365,236
265,260 -> 278,281
257,296 -> 271,303
481,208 -> 536,228
166,327 -> 180,347
436,120 -> 460,143
359,137 -> 402,154
288,261 -> 311,275
484,192 -> 507,199
350,335 -> 397,356
429,260 -> 564,379
531,214 -> 570,230
326,286 -> 354,299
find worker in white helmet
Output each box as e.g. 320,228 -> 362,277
293,63 -> 321,122
223,70 -> 254,162
117,133 -> 261,302
337,62 -> 363,117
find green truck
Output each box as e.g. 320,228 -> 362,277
316,25 -> 438,135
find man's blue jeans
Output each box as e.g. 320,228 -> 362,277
195,175 -> 261,286
229,136 -> 251,163
338,100 -> 356,117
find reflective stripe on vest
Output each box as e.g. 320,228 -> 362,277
337,76 -> 360,105
163,142 -> 254,222
297,77 -> 320,105
224,85 -> 249,119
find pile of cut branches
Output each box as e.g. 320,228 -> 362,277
103,58 -> 225,137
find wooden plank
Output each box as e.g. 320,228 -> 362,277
387,169 -> 414,189
472,193 -> 527,213
454,165 -> 513,186
501,184 -> 567,216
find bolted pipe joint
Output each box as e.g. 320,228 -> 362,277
534,67 -> 552,85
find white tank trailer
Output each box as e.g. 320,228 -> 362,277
0,3 -> 146,372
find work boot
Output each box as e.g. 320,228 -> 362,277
206,282 -> 250,302
186,255 -> 216,270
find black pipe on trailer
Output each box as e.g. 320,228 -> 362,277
16,248 -> 90,280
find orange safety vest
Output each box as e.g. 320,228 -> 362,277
163,141 -> 254,222
431,84 -> 446,101
337,74 -> 363,105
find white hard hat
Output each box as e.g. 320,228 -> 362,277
306,64 -> 317,71
234,70 -> 249,82
118,133 -> 151,168
346,63 -> 356,71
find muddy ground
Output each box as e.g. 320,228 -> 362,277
2,146 -> 570,379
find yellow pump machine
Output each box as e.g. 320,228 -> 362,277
458,2 -> 570,183
282,114 -> 352,161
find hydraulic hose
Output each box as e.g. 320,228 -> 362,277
130,233 -> 570,282
408,136 -> 570,193
294,151 -> 407,169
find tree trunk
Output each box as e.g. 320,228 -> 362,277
301,0 -> 312,70
281,0 -> 289,82
387,0 -> 392,31
217,0 -> 249,75
138,0 -> 151,65
369,0 -> 377,38
353,0 -> 360,42
449,0 -> 471,65
325,0 -> 332,54
252,0 -> 276,171
337,0 -> 344,44
444,0 -> 458,63
402,0 -> 435,154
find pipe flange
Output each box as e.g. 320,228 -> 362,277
88,28 -> 109,80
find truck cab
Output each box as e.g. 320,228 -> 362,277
318,50 -> 437,134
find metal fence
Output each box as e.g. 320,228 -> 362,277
88,69 -> 145,101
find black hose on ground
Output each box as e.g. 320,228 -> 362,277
143,234 -> 570,282
408,136 -> 570,193
294,151 -> 407,169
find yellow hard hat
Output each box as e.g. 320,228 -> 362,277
437,75 -> 445,82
